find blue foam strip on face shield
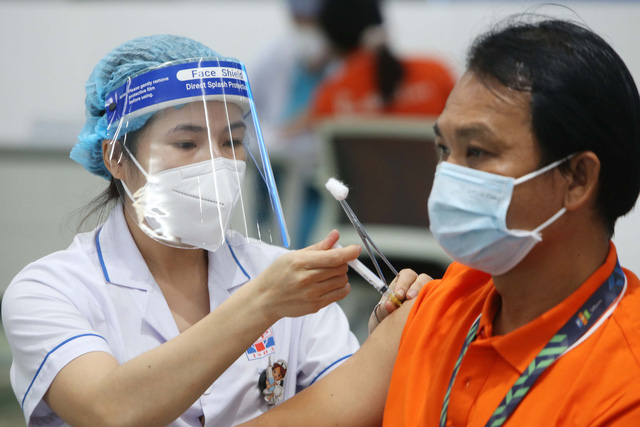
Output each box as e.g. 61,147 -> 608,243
105,59 -> 250,125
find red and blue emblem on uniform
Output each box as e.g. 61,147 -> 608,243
246,328 -> 276,360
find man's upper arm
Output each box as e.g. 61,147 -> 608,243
238,298 -> 416,427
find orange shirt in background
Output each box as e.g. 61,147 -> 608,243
310,49 -> 456,119
384,242 -> 640,426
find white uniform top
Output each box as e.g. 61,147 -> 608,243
2,205 -> 359,427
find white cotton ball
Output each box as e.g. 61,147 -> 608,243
325,177 -> 349,201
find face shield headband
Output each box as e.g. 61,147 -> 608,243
104,57 -> 290,249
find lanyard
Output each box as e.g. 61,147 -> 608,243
439,260 -> 627,427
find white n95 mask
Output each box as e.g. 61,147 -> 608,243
428,155 -> 573,275
294,26 -> 328,67
123,157 -> 246,251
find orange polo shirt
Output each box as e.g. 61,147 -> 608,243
310,49 -> 455,119
384,242 -> 640,426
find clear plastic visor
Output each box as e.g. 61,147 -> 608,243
103,58 -> 289,250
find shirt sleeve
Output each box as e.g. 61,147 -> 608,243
2,274 -> 113,426
293,302 -> 360,392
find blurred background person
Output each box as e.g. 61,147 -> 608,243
251,0 -> 333,148
278,0 -> 458,249
309,0 -> 457,122
250,0 -> 335,249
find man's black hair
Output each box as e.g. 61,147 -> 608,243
468,17 -> 640,236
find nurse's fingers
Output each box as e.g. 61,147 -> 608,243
272,272 -> 351,317
303,229 -> 341,251
368,271 -> 432,334
389,269 -> 419,301
384,271 -> 432,316
312,277 -> 352,307
288,263 -> 350,291
302,230 -> 363,264
390,270 -> 432,301
295,244 -> 362,269
405,273 -> 432,300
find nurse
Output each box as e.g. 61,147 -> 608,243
1,35 -> 421,427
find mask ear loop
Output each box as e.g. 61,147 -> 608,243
115,134 -> 153,208
120,142 -> 152,181
532,207 -> 567,237
515,153 -> 577,237
513,153 -> 576,186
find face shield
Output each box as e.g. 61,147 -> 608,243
103,57 -> 289,251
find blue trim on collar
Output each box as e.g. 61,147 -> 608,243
309,354 -> 353,386
228,244 -> 251,280
21,333 -> 107,409
95,227 -> 110,282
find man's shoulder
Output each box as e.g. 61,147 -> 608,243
609,268 -> 640,366
415,262 -> 492,304
408,262 -> 493,328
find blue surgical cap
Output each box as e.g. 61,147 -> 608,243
71,34 -> 220,179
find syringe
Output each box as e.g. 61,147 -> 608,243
333,243 -> 402,306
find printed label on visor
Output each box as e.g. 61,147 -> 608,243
105,59 -> 250,124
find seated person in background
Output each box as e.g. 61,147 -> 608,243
308,0 -> 456,122
239,16 -> 640,426
278,0 -> 457,247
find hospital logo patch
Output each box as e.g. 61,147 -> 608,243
246,328 -> 276,360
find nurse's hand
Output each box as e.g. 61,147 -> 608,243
367,270 -> 432,335
253,230 -> 361,320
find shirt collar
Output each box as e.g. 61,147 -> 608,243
96,204 -> 250,292
96,205 -> 251,342
475,242 -> 619,374
97,204 -> 153,291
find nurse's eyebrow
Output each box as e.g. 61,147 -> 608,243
168,124 -> 206,134
167,121 -> 247,134
224,121 -> 247,133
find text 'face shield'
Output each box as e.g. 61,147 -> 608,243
103,58 -> 289,251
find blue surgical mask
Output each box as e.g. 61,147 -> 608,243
428,155 -> 573,275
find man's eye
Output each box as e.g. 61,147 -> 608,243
467,147 -> 486,158
435,143 -> 450,159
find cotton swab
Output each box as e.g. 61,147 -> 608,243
325,178 -> 401,307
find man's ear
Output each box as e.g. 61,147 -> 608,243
102,139 -> 125,180
563,151 -> 600,212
